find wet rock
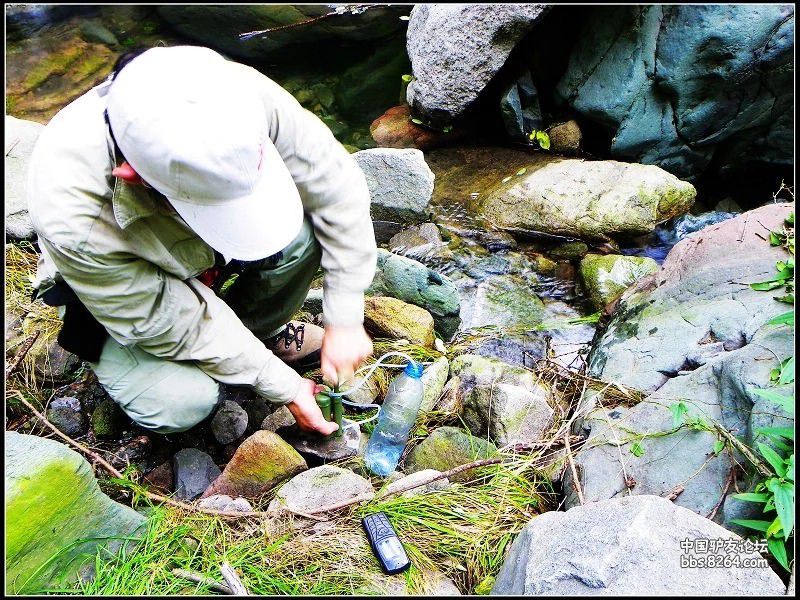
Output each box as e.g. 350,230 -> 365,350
404,426 -> 498,482
568,204 -> 795,527
548,241 -> 588,260
554,5 -> 793,179
672,211 -> 739,241
427,146 -> 695,242
46,395 -> 87,438
202,431 -> 306,500
406,4 -> 550,126
78,20 -> 118,45
210,400 -> 249,445
364,296 -> 436,347
267,465 -> 373,515
173,448 -> 221,501
547,120 -> 582,155
579,254 -> 659,310
378,469 -> 450,499
6,431 -> 145,593
451,355 -> 554,446
367,249 -> 461,339
197,494 -> 253,513
492,495 -> 785,595
157,5 -> 409,60
111,435 -> 153,470
281,418 -> 363,462
142,461 -> 173,495
90,398 -> 125,439
420,356 -> 450,412
388,222 -> 444,255
5,116 -> 42,240
370,104 -> 466,151
353,148 -> 434,225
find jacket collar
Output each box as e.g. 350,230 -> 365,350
98,77 -> 161,229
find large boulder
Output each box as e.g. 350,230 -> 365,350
579,254 -> 659,310
364,296 -> 436,347
566,204 -> 795,528
353,148 -> 434,225
367,249 -> 461,339
157,5 -> 410,60
554,5 -> 794,179
450,355 -> 554,446
491,495 -> 785,595
425,146 -> 695,242
5,116 -> 43,240
201,431 -> 307,500
405,4 -> 550,126
6,432 -> 146,594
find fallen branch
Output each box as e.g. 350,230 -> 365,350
220,562 -> 249,596
706,468 -> 736,521
664,485 -> 684,501
565,432 -> 585,505
5,331 -> 40,379
172,568 -> 232,594
712,423 -> 772,479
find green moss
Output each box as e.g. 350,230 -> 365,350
22,44 -> 84,90
73,52 -> 112,81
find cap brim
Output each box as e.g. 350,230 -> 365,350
166,139 -> 304,262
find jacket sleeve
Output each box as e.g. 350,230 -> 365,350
38,237 -> 303,405
244,65 -> 378,327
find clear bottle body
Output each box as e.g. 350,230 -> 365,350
364,371 -> 424,477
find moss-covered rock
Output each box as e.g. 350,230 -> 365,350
579,253 -> 659,310
364,296 -> 436,347
6,432 -> 146,594
420,356 -> 450,412
202,431 -> 307,500
404,426 -> 498,482
549,241 -> 589,260
90,398 -> 125,438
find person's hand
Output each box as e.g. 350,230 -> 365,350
320,324 -> 373,388
286,378 -> 338,436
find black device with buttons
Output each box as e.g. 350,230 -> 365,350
361,512 -> 411,575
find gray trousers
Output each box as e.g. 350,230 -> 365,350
89,218 -> 322,434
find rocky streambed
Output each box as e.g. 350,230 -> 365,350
5,3 -> 795,596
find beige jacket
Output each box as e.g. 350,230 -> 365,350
28,61 -> 377,405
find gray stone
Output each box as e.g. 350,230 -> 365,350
406,4 -> 550,126
388,223 -> 445,261
172,448 -> 221,501
261,405 -> 296,432
554,5 -> 793,179
450,355 -> 554,446
210,400 -> 248,445
267,465 -> 373,514
500,69 -> 543,141
282,419 -> 363,462
367,249 -> 461,339
5,116 -> 43,240
491,495 -> 785,595
353,148 -> 434,225
568,204 -> 795,528
6,432 -> 146,593
579,254 -> 659,310
79,20 -> 118,45
197,494 -> 253,513
46,395 -> 87,438
420,356 -> 450,412
404,426 -> 498,482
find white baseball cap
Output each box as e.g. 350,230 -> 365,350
105,45 -> 304,262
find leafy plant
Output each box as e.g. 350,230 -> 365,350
528,129 -> 550,150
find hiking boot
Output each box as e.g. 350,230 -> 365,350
265,321 -> 323,372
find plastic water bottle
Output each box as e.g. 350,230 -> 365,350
364,361 -> 425,477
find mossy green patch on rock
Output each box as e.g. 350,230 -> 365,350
6,432 -> 145,594
364,296 -> 436,347
404,426 -> 498,482
201,431 -> 307,500
579,254 -> 659,310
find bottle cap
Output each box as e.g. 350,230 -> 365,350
403,360 -> 424,379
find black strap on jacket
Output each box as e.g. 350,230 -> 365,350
39,282 -> 108,363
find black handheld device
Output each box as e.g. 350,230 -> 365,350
361,512 -> 411,575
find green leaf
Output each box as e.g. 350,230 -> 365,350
516,168 -> 527,176
536,130 -> 550,150
750,280 -> 787,291
766,516 -> 784,538
766,310 -> 794,326
749,388 -> 795,413
766,479 -> 794,538
786,212 -> 795,225
775,293 -> 795,304
769,231 -> 782,246
671,401 -> 688,429
778,356 -> 794,384
768,537 -> 790,571
758,442 -> 788,476
630,442 -> 645,457
401,74 -> 413,82
713,439 -> 725,455
730,519 -> 772,532
730,492 -> 769,503
410,118 -> 423,125
786,454 -> 794,482
756,426 -> 794,441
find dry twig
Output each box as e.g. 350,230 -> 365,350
171,568 -> 232,594
220,562 -> 249,596
5,331 -> 40,379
